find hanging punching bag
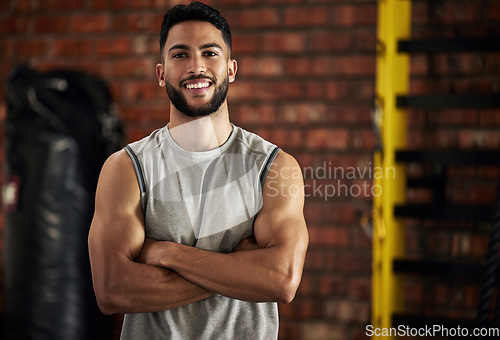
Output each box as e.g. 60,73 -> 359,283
4,65 -> 124,340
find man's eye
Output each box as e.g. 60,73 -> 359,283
172,53 -> 187,58
204,51 -> 218,57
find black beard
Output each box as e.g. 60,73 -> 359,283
165,75 -> 229,118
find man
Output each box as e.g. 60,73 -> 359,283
88,2 -> 308,339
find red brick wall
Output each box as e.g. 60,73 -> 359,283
0,0 -> 499,339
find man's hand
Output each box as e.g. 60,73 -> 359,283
136,238 -> 163,265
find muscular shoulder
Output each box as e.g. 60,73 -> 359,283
95,149 -> 141,216
266,151 -> 303,190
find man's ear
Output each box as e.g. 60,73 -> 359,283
228,59 -> 237,83
156,63 -> 165,87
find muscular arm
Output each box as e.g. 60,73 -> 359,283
141,151 -> 309,303
88,150 -> 212,315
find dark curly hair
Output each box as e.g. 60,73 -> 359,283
159,1 -> 232,59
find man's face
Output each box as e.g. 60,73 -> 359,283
157,20 -> 237,118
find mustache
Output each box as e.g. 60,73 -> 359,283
179,74 -> 216,87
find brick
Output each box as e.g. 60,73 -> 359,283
227,80 -> 255,100
442,1 -> 482,24
326,105 -> 372,125
34,16 -> 69,33
336,251 -> 371,274
453,78 -> 492,94
278,321 -> 302,340
429,283 -> 449,307
253,127 -> 302,150
410,55 -> 429,76
14,39 -> 49,57
279,298 -> 322,319
97,37 -> 132,56
89,0 -> 128,9
0,102 -> 6,121
487,0 -> 500,20
121,104 -> 169,125
232,34 -> 261,54
304,248 -> 337,272
428,108 -> 477,126
412,1 -> 429,25
12,0 -> 40,12
54,39 -> 92,56
298,274 -> 347,297
284,57 -> 313,77
40,0 -> 85,10
226,8 -> 280,28
110,58 -> 155,78
256,80 -> 304,100
301,322 -> 347,340
405,279 -> 425,305
325,81 -> 373,102
351,31 -> 376,52
427,231 -> 451,256
451,180 -> 497,205
477,165 -> 499,179
333,4 -> 377,26
407,187 -> 433,203
1,17 -> 31,35
305,80 -> 329,100
450,285 -> 480,309
333,5 -> 355,26
130,0 -> 156,8
216,0 -> 260,5
237,56 -> 284,77
325,299 -> 370,323
308,225 -> 348,246
458,129 -> 500,149
280,102 -> 328,124
70,14 -> 110,33
310,31 -> 351,52
332,55 -> 376,76
230,104 -> 277,126
485,52 -> 500,73
348,277 -> 371,299
0,1 -> 9,11
126,125 -> 162,143
124,81 -> 164,101
284,7 -> 329,27
410,79 -> 451,95
305,128 -> 350,150
262,32 -> 306,53
133,36 -> 153,55
264,0 -> 302,4
112,13 -> 160,32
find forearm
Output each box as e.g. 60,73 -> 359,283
155,242 -> 301,304
92,253 -> 212,315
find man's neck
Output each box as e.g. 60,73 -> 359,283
168,105 -> 232,152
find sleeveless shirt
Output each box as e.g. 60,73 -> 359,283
120,123 -> 280,340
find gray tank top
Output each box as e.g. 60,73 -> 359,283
121,124 -> 280,340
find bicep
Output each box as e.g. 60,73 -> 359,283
89,150 -> 145,265
254,151 -> 308,250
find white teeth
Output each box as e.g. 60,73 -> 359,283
186,83 -> 210,89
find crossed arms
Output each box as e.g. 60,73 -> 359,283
88,149 -> 308,315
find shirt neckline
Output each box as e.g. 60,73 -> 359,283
165,123 -> 237,159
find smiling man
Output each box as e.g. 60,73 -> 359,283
88,2 -> 308,339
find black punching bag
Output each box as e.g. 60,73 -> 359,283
4,65 -> 124,340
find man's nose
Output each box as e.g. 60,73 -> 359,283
188,55 -> 206,74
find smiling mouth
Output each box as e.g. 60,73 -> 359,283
184,82 -> 211,89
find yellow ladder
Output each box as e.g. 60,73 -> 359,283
372,0 -> 411,337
